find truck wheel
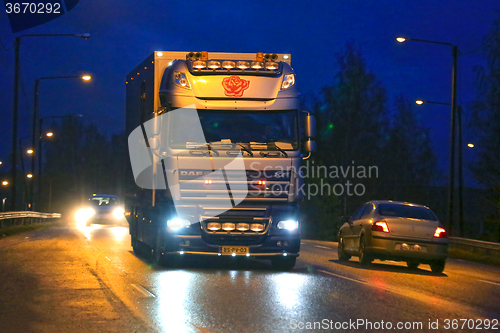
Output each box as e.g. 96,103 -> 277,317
154,231 -> 169,267
358,236 -> 372,265
337,237 -> 351,261
271,257 -> 296,271
430,259 -> 445,273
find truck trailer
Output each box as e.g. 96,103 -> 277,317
125,51 -> 316,270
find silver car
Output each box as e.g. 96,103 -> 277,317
337,201 -> 448,273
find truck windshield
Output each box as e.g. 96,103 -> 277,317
169,110 -> 299,150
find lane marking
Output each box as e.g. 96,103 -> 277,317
314,245 -> 332,250
131,284 -> 156,298
317,270 -> 486,318
477,279 -> 500,287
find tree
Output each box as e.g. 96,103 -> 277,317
470,13 -> 500,241
314,43 -> 389,215
383,94 -> 437,202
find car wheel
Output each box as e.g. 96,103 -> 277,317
271,257 -> 296,271
338,237 -> 351,261
430,259 -> 445,273
406,260 -> 420,270
358,236 -> 372,265
154,231 -> 169,267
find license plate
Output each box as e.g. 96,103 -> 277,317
397,243 -> 425,251
220,246 -> 249,255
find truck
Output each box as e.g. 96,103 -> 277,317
124,51 -> 316,270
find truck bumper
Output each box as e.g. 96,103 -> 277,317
161,234 -> 300,258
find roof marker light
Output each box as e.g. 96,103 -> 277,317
251,61 -> 263,69
256,52 -> 264,61
237,61 -> 250,69
156,52 -> 163,57
208,60 -> 221,69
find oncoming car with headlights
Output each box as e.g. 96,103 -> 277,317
337,201 -> 448,273
76,194 -> 125,226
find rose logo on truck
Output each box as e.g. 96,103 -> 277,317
222,76 -> 250,97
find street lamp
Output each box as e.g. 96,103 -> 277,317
2,181 -> 8,186
38,114 -> 83,211
467,143 -> 475,148
11,33 -> 90,211
30,74 -> 91,210
398,36 -> 459,235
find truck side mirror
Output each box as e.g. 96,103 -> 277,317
304,139 -> 317,153
305,114 -> 316,139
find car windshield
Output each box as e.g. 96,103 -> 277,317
90,196 -> 119,206
169,110 -> 299,150
378,204 -> 438,221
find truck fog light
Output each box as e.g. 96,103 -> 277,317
207,222 -> 221,231
251,61 -> 263,69
236,223 -> 250,231
250,223 -> 265,232
265,62 -> 279,70
283,253 -> 288,257
222,61 -> 235,69
192,60 -> 206,69
222,223 -> 236,231
277,241 -> 282,246
237,61 -> 250,69
208,60 -> 221,69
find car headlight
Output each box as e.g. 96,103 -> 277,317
113,208 -> 125,219
167,218 -> 191,231
75,208 -> 95,222
277,220 -> 298,230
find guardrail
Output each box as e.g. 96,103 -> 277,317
449,237 -> 500,257
0,211 -> 62,229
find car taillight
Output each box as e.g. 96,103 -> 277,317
434,227 -> 447,238
372,220 -> 389,233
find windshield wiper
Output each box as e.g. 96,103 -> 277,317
236,143 -> 253,157
268,142 -> 288,157
189,143 -> 219,156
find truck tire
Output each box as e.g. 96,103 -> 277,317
154,231 -> 169,267
271,257 -> 296,271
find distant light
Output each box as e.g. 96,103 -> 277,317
81,75 -> 91,81
0,161 -> 2,165
467,143 -> 475,148
27,174 -> 33,178
396,37 -> 406,43
2,181 -> 8,186
46,132 -> 54,137
415,100 -> 424,105
157,52 -> 163,57
26,149 -> 33,154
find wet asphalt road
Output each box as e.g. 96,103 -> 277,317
0,222 -> 499,333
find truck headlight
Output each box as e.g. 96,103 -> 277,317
277,220 -> 298,230
281,74 -> 295,90
167,218 -> 191,231
113,208 -> 125,219
173,72 -> 191,89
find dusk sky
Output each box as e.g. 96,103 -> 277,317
1,0 -> 499,185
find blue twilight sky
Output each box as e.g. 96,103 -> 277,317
0,0 -> 498,185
